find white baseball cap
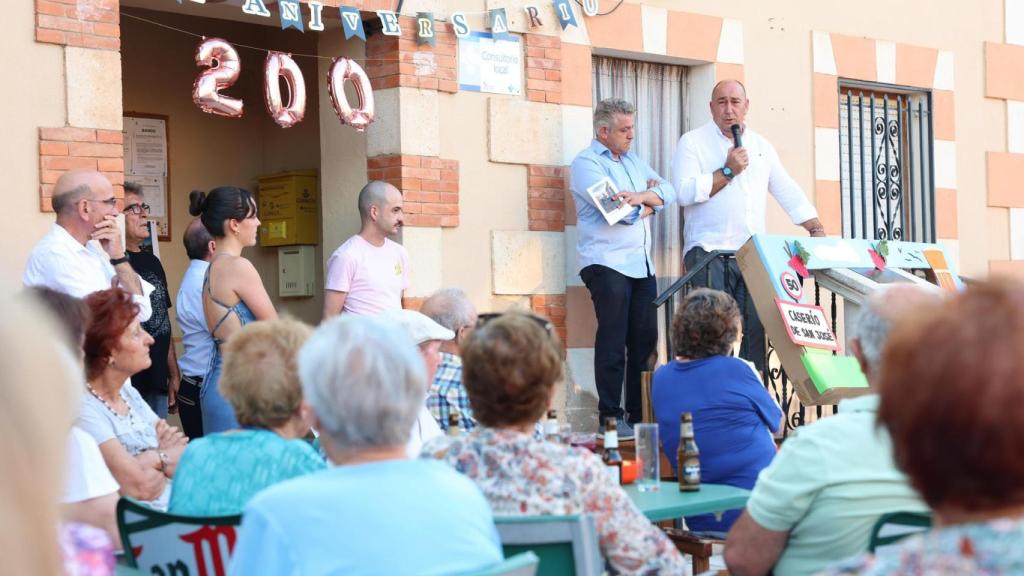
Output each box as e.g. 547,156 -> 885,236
379,309 -> 455,345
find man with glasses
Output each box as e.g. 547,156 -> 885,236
24,169 -> 154,321
570,98 -> 676,439
122,182 -> 179,418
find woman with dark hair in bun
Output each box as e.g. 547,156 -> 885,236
189,187 -> 277,433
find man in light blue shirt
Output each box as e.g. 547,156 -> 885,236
570,98 -> 675,437
174,218 -> 215,439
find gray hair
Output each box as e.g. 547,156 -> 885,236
850,296 -> 891,371
593,98 -> 635,133
357,180 -> 396,221
299,315 -> 425,453
420,288 -> 475,335
51,184 -> 90,215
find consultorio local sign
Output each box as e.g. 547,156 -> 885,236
458,32 -> 522,96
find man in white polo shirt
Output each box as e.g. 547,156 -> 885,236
672,80 -> 825,371
323,180 -> 409,319
24,169 -> 153,320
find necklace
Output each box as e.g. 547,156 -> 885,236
86,382 -> 132,422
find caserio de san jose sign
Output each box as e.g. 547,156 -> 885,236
775,299 -> 839,351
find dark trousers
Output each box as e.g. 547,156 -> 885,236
177,374 -> 205,439
580,264 -> 658,423
684,247 -> 766,374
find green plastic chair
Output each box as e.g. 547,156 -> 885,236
454,551 -> 540,576
494,515 -> 602,576
116,497 -> 241,574
868,511 -> 933,552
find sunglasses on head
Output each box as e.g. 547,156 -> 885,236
476,312 -> 555,334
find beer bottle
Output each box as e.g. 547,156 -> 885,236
544,410 -> 560,440
447,413 -> 461,438
678,412 -> 701,491
602,418 -> 624,485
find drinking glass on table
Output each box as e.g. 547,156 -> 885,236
634,423 -> 660,492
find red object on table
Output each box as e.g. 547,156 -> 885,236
621,460 -> 637,484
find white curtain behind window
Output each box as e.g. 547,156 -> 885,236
592,56 -> 687,288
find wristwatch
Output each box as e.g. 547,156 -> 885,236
722,166 -> 735,180
109,255 -> 130,266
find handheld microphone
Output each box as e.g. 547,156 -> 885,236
731,124 -> 742,148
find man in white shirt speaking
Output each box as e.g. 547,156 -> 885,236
672,80 -> 825,372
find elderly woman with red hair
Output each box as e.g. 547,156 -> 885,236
828,278 -> 1024,574
77,288 -> 187,510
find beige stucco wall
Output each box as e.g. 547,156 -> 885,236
407,0 -> 1009,312
122,9 -> 325,325
3,0 -> 66,278
10,0 -> 1013,304
620,0 -> 1005,278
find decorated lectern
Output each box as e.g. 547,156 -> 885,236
736,235 -> 962,405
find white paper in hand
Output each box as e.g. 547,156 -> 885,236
587,177 -> 634,225
114,213 -> 126,252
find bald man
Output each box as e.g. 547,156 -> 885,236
671,80 -> 824,372
173,218 -> 217,438
24,169 -> 153,320
724,284 -> 939,576
323,180 -> 409,319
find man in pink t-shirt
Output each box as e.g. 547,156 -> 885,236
323,181 -> 410,318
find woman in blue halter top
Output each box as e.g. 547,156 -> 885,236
188,187 -> 278,434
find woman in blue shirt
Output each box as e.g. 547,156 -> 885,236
653,288 -> 782,533
169,318 -> 325,516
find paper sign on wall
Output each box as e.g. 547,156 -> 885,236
775,299 -> 839,351
458,31 -> 522,96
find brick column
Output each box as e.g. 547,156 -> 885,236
35,0 -> 120,49
531,294 -> 568,345
367,154 -> 459,227
35,0 -> 124,211
365,17 -> 457,93
525,34 -> 562,104
39,128 -> 124,210
528,165 -> 566,231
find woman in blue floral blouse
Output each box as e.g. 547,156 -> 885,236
423,313 -> 687,575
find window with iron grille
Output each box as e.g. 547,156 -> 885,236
838,82 -> 935,242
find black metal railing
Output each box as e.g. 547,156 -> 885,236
653,249 -> 737,360
839,84 -> 935,243
654,252 -> 840,436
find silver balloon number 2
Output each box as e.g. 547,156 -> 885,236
193,38 -> 244,118
191,39 -> 375,132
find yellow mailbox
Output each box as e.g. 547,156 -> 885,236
258,170 -> 319,246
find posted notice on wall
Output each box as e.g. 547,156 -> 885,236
458,31 -> 522,96
123,117 -> 167,176
128,174 -> 166,220
775,299 -> 840,351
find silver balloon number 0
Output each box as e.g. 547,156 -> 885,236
327,57 -> 376,132
264,52 -> 306,129
193,38 -> 243,118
